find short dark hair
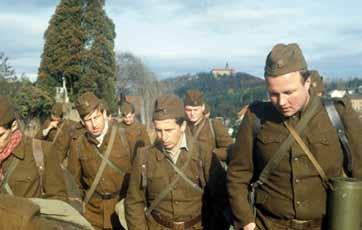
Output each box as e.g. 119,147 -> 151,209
299,70 -> 310,82
2,119 -> 15,130
175,117 -> 186,126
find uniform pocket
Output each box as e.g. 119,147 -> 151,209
147,177 -> 167,199
307,127 -> 343,176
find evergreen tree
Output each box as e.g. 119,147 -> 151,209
38,0 -> 116,110
80,0 -> 116,110
38,0 -> 84,97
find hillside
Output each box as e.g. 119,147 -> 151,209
161,72 -> 267,119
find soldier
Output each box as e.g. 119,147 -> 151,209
68,92 -> 131,230
125,94 -> 227,230
119,101 -> 151,163
310,70 -> 324,96
227,43 -> 362,230
184,90 -> 233,162
0,96 -> 67,200
35,102 -> 74,143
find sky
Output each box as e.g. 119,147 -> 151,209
1,0 -> 362,81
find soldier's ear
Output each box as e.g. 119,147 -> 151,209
180,120 -> 187,132
304,76 -> 311,91
201,104 -> 205,113
10,120 -> 18,132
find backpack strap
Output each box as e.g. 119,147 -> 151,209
84,126 -> 117,204
0,156 -> 20,195
322,98 -> 353,175
145,149 -> 194,217
32,139 -> 45,195
208,119 -> 216,146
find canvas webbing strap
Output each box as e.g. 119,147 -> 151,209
166,158 -> 203,193
145,152 -> 193,217
192,119 -> 206,139
84,126 -> 117,204
93,148 -> 125,176
208,119 -> 216,146
32,139 -> 45,195
284,121 -> 333,190
254,95 -> 321,187
51,122 -> 65,144
0,156 -> 20,195
323,98 -> 353,175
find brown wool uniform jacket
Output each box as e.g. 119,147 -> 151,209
68,121 -> 132,229
53,120 -> 85,162
125,133 -> 227,230
120,121 -> 151,163
1,135 -> 68,200
227,94 -> 362,228
187,118 -> 233,161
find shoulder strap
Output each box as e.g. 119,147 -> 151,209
166,158 -> 203,193
51,122 -> 65,144
93,147 -> 125,176
193,119 -> 206,139
322,98 -> 353,175
32,139 -> 45,195
208,119 -> 216,144
84,126 -> 117,204
140,147 -> 151,190
0,156 -> 20,195
255,95 -> 321,187
145,151 -> 194,217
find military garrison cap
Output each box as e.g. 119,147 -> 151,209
0,96 -> 16,126
184,90 -> 204,106
51,103 -> 64,118
153,94 -> 184,120
264,43 -> 308,77
119,102 -> 135,116
75,92 -> 102,117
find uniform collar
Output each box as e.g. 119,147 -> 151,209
156,132 -> 189,161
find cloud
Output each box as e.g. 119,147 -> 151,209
0,0 -> 361,80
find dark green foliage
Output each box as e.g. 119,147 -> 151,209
38,0 -> 116,111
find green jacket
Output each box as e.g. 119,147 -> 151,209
227,94 -> 362,228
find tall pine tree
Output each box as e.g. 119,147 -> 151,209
38,0 -> 116,110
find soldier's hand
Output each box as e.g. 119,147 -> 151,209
49,120 -> 59,129
243,222 -> 256,230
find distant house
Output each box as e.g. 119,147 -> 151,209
211,62 -> 235,77
349,95 -> 362,113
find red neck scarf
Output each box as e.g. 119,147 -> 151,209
0,129 -> 23,163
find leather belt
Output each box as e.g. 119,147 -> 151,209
151,211 -> 201,230
269,217 -> 323,229
93,190 -> 120,200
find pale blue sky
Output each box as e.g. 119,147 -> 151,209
1,0 -> 361,80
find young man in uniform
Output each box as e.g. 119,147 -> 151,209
35,102 -> 73,142
0,96 -> 67,200
125,94 -> 227,230
68,92 -> 131,230
227,43 -> 362,230
119,101 -> 150,162
184,90 -> 233,162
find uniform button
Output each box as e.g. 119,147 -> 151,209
175,201 -> 179,205
294,157 -> 299,161
296,201 -> 301,206
295,179 -> 300,184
